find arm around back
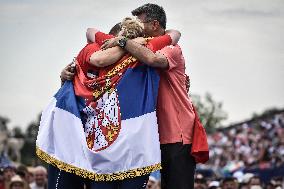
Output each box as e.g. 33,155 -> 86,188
89,46 -> 125,67
124,39 -> 169,69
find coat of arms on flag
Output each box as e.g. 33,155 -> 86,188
83,88 -> 121,152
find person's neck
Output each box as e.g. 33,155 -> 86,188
150,28 -> 165,37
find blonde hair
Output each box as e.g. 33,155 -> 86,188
120,17 -> 144,39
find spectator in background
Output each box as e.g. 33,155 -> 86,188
194,178 -> 207,189
270,177 -> 283,189
221,177 -> 238,189
248,176 -> 262,189
238,182 -> 249,189
146,176 -> 157,189
16,165 -> 30,189
152,181 -> 161,189
26,168 -> 35,186
208,181 -> 220,189
9,175 -> 25,189
265,182 -> 274,189
29,166 -> 47,189
2,166 -> 16,189
0,171 -> 4,189
206,112 -> 284,179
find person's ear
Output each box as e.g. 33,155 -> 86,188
152,20 -> 160,30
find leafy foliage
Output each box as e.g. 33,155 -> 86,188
191,93 -> 227,134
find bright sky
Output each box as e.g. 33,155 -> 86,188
0,0 -> 283,129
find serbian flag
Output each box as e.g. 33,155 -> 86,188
36,56 -> 161,181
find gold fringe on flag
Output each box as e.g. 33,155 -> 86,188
36,146 -> 161,181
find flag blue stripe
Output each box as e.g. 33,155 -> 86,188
54,81 -> 85,118
116,65 -> 159,120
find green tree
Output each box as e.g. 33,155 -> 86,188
251,107 -> 281,119
0,116 -> 9,131
191,92 -> 227,134
21,114 -> 41,166
11,126 -> 24,138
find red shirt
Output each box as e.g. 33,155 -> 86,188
74,43 -> 101,100
157,45 -> 195,144
76,43 -> 101,78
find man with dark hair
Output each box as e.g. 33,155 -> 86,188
221,177 -> 238,189
1,166 -> 16,189
131,3 -> 167,29
248,176 -> 262,189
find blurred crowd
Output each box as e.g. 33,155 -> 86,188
1,165 -> 283,189
190,173 -> 283,189
0,165 -> 47,189
205,112 -> 284,176
1,111 -> 283,189
146,172 -> 284,189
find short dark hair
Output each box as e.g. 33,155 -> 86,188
109,23 -> 121,36
132,3 -> 167,29
222,177 -> 237,184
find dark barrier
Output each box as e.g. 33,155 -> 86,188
244,164 -> 284,183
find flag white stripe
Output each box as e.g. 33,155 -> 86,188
37,97 -> 161,175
